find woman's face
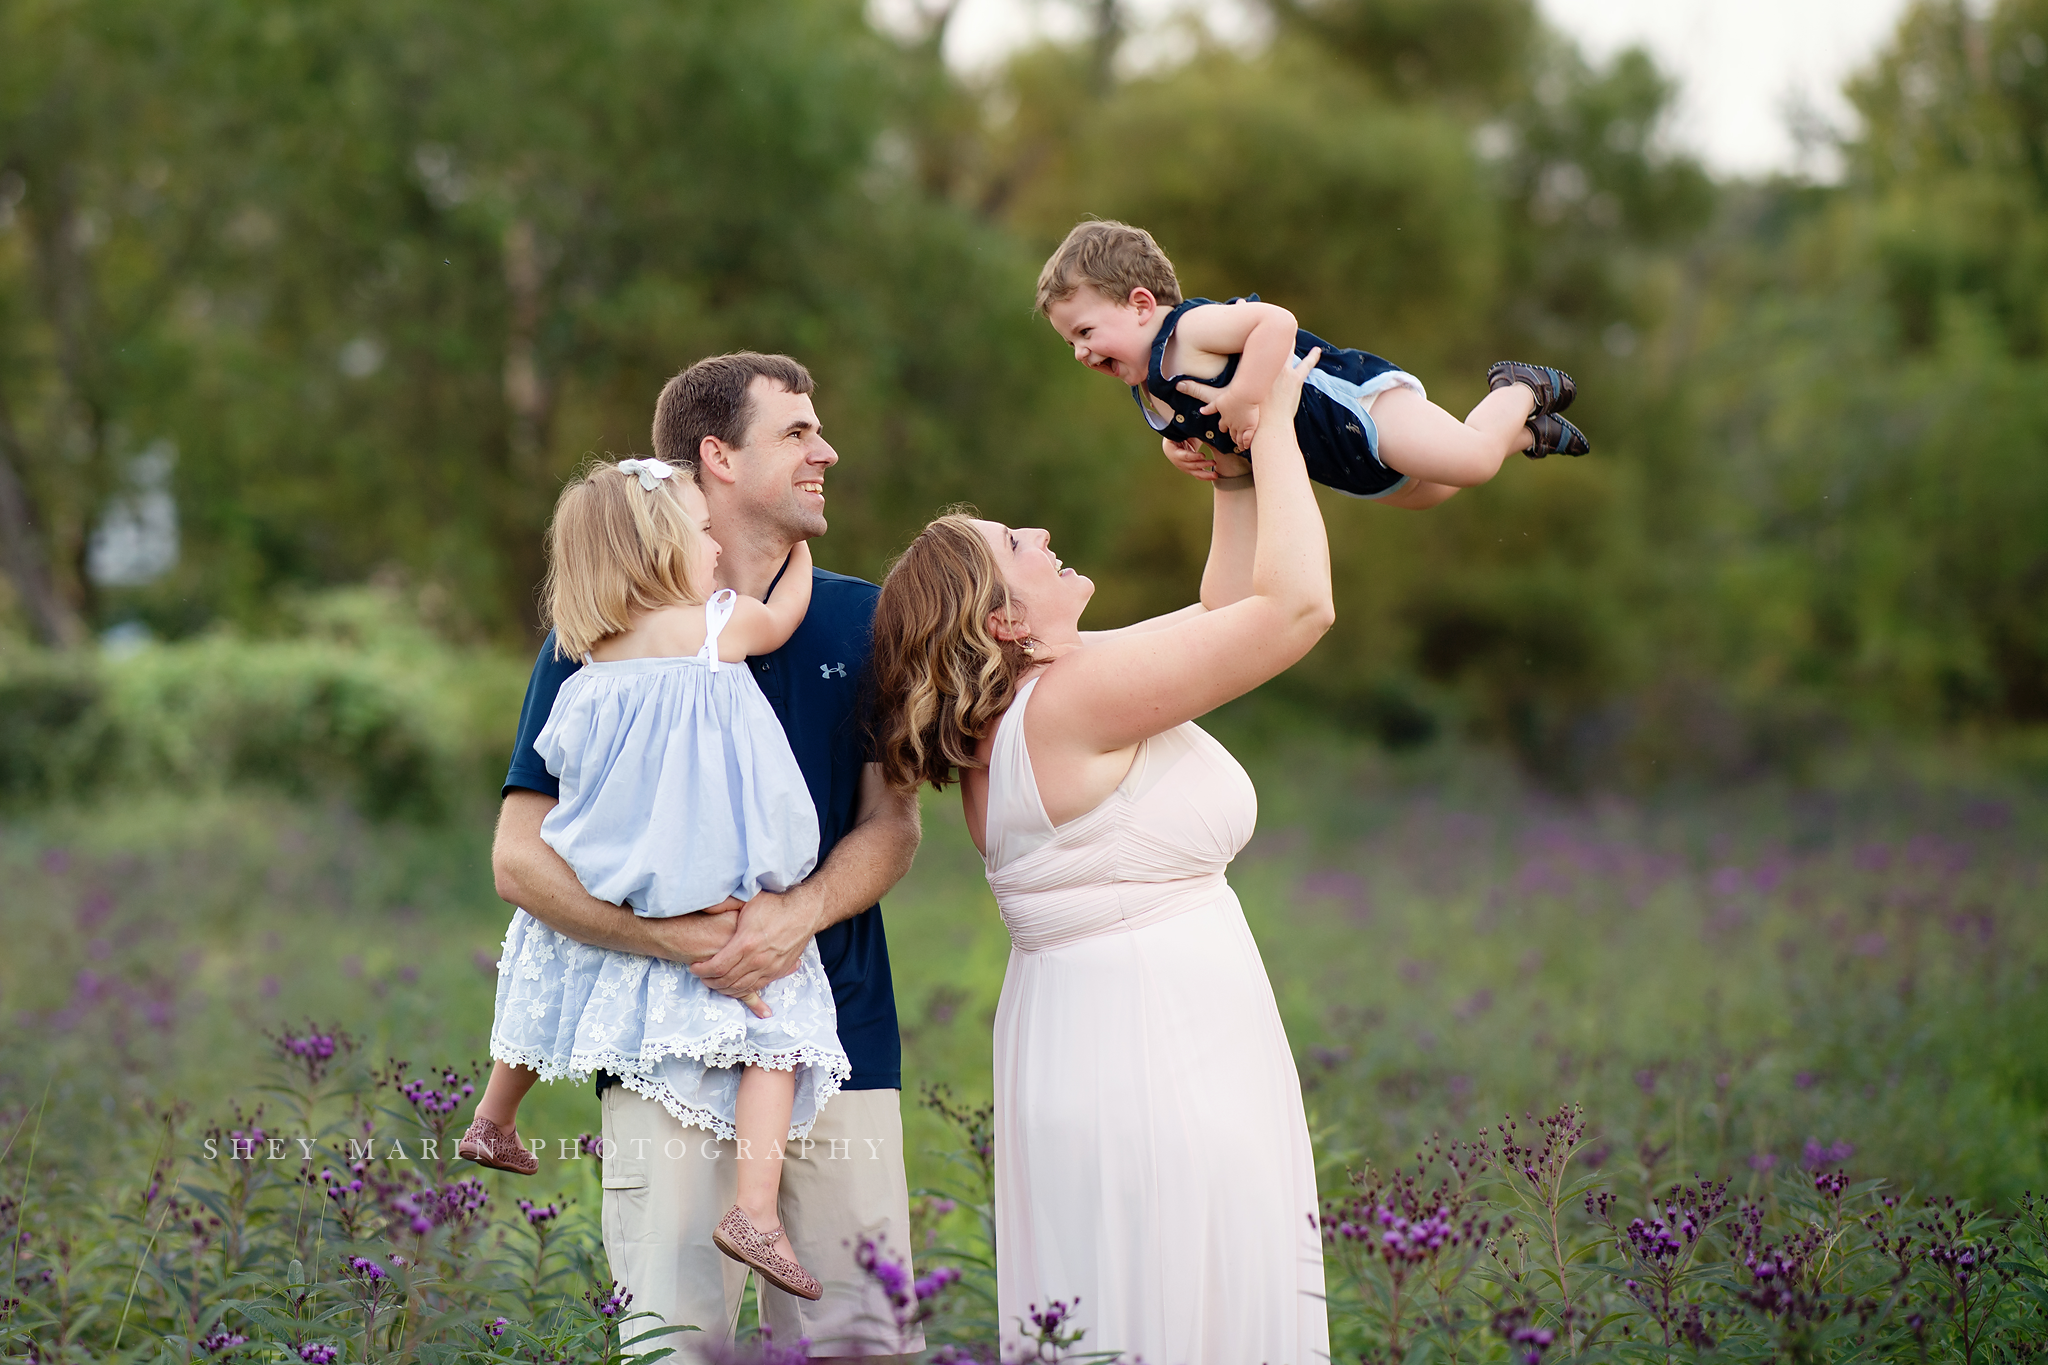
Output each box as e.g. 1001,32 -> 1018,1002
679,480 -> 722,591
972,519 -> 1093,641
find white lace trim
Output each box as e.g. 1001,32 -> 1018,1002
607,1051 -> 849,1142
487,1037 -> 852,1142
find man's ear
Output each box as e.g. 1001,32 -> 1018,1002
698,435 -> 738,486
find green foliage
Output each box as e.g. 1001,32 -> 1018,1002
2,757 -> 2045,1361
0,1029 -> 665,1364
0,589 -> 525,817
1,0 -> 2045,784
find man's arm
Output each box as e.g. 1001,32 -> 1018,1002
492,790 -> 738,963
689,762 -> 922,997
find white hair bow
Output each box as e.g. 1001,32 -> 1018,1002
617,458 -> 675,491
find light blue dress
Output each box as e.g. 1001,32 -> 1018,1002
489,590 -> 850,1139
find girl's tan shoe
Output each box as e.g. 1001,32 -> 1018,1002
456,1116 -> 539,1175
712,1205 -> 822,1300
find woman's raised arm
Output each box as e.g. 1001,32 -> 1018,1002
1031,350 -> 1334,756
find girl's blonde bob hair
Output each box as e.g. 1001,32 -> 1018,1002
868,509 -> 1036,793
541,460 -> 708,661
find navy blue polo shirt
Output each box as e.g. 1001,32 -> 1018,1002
501,567 -> 901,1092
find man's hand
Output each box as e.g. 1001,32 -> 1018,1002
689,884 -> 825,1001
689,761 -> 920,1003
493,791 -> 740,964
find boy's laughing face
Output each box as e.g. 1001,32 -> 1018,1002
1046,286 -> 1164,385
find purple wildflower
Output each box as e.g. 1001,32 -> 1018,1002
587,1282 -> 633,1318
1802,1138 -> 1854,1169
297,1346 -> 339,1363
914,1265 -> 962,1300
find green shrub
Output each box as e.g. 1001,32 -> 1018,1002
0,591 -> 527,819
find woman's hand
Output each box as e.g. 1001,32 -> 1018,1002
1161,437 -> 1251,483
1256,346 -> 1319,439
1173,379 -> 1260,451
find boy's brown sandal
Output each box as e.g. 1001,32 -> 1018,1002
1487,360 -> 1577,415
713,1205 -> 823,1301
1525,412 -> 1592,458
456,1116 -> 539,1175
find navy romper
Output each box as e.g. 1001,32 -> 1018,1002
1131,297 -> 1426,499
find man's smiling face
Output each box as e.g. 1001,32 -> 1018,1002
730,375 -> 836,541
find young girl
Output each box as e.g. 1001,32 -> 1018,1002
456,456 -> 846,1302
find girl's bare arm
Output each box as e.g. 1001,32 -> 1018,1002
718,541 -> 815,659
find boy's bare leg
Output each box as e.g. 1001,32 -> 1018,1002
734,1064 -> 800,1261
476,1060 -> 540,1127
1371,384 -> 1537,488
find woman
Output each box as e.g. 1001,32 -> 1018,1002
869,351 -> 1334,1362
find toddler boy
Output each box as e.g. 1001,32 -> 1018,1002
1037,219 -> 1587,508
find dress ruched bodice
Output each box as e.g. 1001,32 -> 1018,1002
983,677 -> 1258,952
981,675 -> 1327,1365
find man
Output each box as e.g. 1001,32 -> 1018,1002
491,352 -> 924,1360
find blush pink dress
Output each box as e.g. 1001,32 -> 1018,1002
983,676 -> 1329,1364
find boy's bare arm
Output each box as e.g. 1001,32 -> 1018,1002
1173,301 -> 1298,448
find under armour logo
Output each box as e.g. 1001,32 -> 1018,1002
820,662 -> 847,679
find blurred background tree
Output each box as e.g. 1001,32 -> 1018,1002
0,0 -> 2042,785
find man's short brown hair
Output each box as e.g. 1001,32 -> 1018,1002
1034,219 -> 1183,316
651,352 -> 815,474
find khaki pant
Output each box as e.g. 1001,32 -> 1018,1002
599,1085 -> 925,1360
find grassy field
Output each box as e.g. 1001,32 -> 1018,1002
2,726 -> 2045,1358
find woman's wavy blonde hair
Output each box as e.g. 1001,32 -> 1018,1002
541,461 -> 708,661
869,510 -> 1036,793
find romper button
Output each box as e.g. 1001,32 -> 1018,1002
1205,430 -> 1215,439
1173,413 -> 1184,423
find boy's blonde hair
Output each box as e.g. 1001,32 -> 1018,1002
542,461 -> 708,661
1035,219 -> 1183,316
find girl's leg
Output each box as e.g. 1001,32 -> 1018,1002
476,1060 -> 540,1127
733,1064 -> 799,1259
460,1060 -> 542,1174
1370,384 -> 1536,488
